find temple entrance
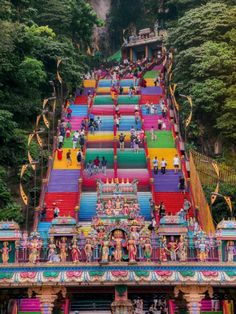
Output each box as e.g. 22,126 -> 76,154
69,293 -> 114,313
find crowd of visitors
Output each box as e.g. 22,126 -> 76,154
86,156 -> 108,176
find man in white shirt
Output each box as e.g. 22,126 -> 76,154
173,154 -> 180,173
161,158 -> 167,174
153,156 -> 159,174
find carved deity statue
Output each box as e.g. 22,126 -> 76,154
177,235 -> 187,262
101,238 -> 110,263
127,235 -> 137,262
58,237 -> 67,263
112,230 -> 125,262
28,237 -> 42,264
168,237 -> 178,261
227,241 -> 235,262
0,242 -> 11,264
70,237 -> 81,263
48,237 -> 60,263
160,236 -> 168,262
84,239 -> 94,262
143,239 -> 152,262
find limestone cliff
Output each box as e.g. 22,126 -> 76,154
89,0 -> 111,54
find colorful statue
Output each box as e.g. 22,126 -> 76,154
101,237 -> 110,263
160,236 -> 168,262
70,237 -> 81,263
227,241 -> 235,262
48,237 -> 60,263
177,235 -> 187,262
112,230 -> 125,262
58,237 -> 67,263
143,239 -> 152,262
0,242 -> 11,264
28,237 -> 42,264
84,239 -> 93,262
197,238 -> 208,262
127,235 -> 137,262
168,237 -> 178,261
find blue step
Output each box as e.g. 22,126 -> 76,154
79,192 -> 97,221
98,79 -> 112,87
119,116 -> 141,131
138,192 -> 152,220
120,79 -> 139,87
70,105 -> 88,117
93,116 -> 114,131
38,222 -> 51,239
141,105 -> 162,115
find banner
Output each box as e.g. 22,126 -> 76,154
42,114 -> 50,129
211,162 -> 220,205
224,196 -> 233,213
20,165 -> 29,205
53,99 -> 56,113
57,59 -> 63,84
185,96 -> 193,127
28,133 -> 34,146
36,133 -> 43,147
28,151 -> 36,171
35,115 -> 41,129
42,98 -> 48,109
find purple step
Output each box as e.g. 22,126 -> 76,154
153,170 -> 183,192
141,86 -> 163,95
48,170 -> 80,192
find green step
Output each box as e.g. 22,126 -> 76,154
117,150 -> 146,168
118,95 -> 140,104
143,70 -> 160,78
94,95 -> 113,105
146,131 -> 175,148
63,137 -> 73,148
85,149 -> 114,167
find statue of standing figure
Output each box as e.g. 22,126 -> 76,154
48,237 -> 60,263
160,236 -> 168,262
101,237 -> 110,263
58,237 -> 68,263
143,239 -> 152,262
84,239 -> 94,262
168,237 -> 178,261
127,235 -> 137,263
28,237 -> 42,264
0,242 -> 11,264
227,241 -> 235,262
177,235 -> 188,262
70,237 -> 81,263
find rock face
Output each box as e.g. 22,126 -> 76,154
89,0 -> 112,54
90,0 -> 111,20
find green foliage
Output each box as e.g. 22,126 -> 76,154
204,183 -> 236,222
0,167 -> 23,223
168,1 -> 236,155
0,0 -> 100,224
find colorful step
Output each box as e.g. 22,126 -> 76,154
47,169 -> 80,193
53,148 -> 81,170
153,170 -> 183,192
148,148 -> 178,169
94,95 -> 113,105
85,149 -> 114,168
154,192 -> 190,215
146,131 -> 175,148
44,192 -> 79,219
118,95 -> 140,104
117,149 -> 146,168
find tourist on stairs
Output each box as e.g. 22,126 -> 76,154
76,149 -> 82,166
66,149 -> 72,167
173,154 -> 180,173
119,133 -> 125,150
150,126 -> 157,141
160,158 -> 167,174
178,176 -> 186,193
153,156 -> 159,174
53,205 -> 60,218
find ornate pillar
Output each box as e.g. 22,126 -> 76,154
111,285 -> 133,314
28,286 -> 66,314
174,285 -> 213,314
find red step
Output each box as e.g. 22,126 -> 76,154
140,95 -> 161,104
154,192 -> 191,215
44,192 -> 79,220
75,95 -> 88,104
